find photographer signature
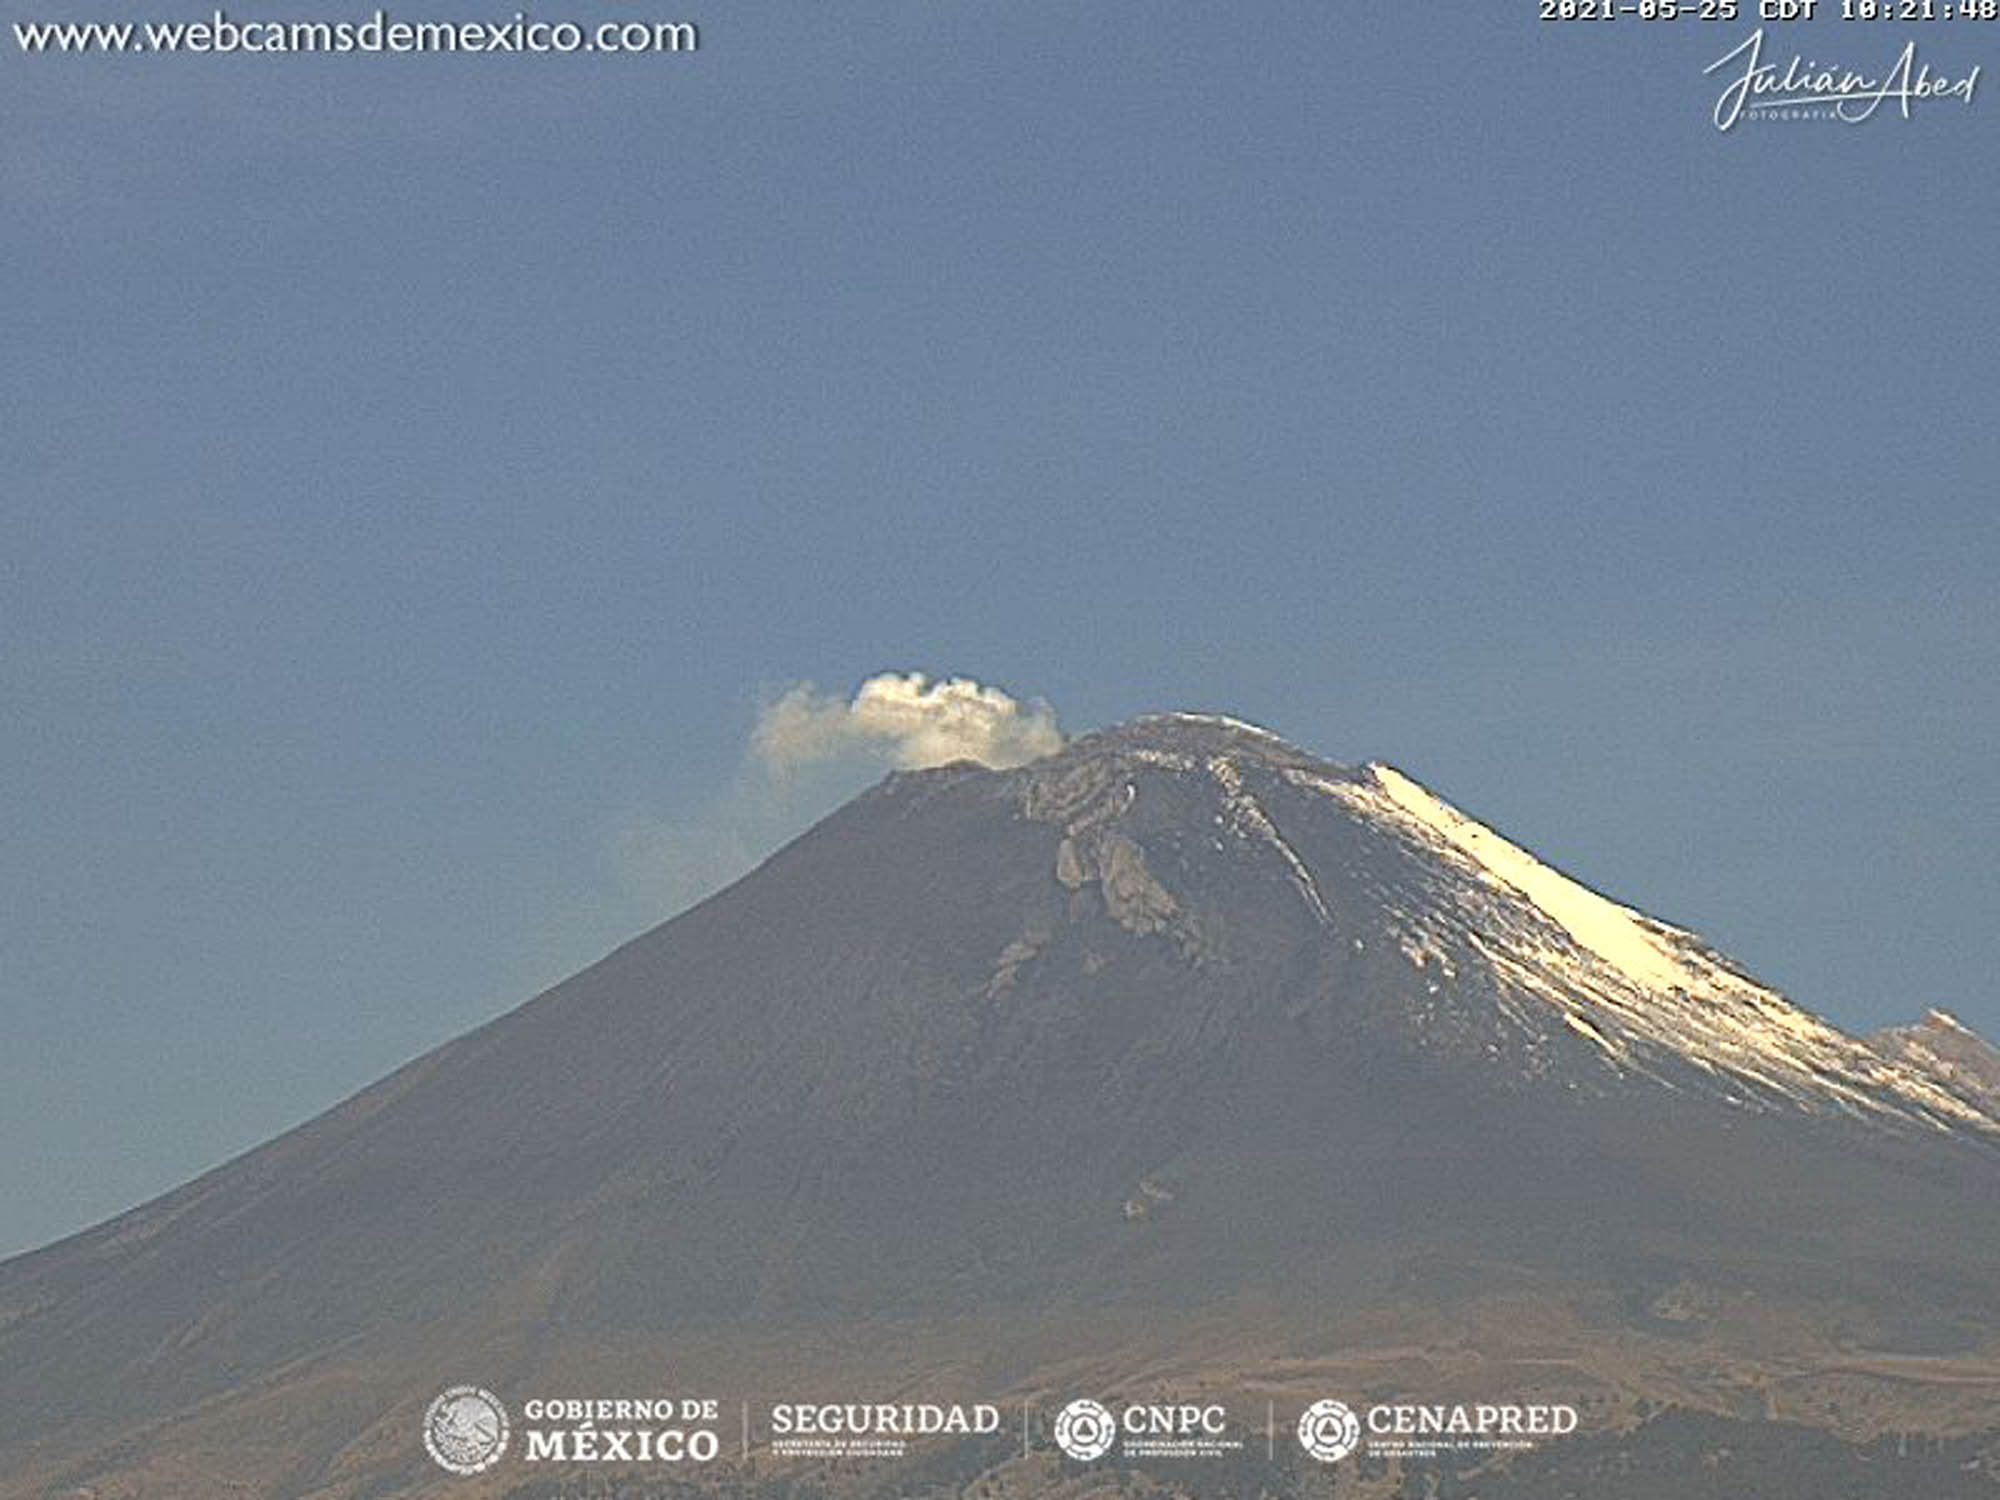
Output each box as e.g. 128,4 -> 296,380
1706,27 -> 1981,131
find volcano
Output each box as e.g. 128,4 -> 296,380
5,714 -> 1999,1499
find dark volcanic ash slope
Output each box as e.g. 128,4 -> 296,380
4,714 -> 2000,1497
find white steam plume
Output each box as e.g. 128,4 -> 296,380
752,672 -> 1065,776
605,670 -> 1064,922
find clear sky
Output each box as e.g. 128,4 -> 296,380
5,4 -> 1997,1258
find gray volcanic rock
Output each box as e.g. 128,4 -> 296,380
3,713 -> 1998,1498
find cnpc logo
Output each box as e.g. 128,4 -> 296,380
1052,1398 -> 1230,1460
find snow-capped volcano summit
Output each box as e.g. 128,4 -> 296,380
1014,713 -> 2000,1136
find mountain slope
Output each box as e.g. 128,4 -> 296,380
3,713 -> 1997,1499
1872,1009 -> 2000,1117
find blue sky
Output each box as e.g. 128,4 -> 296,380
5,3 -> 1997,1256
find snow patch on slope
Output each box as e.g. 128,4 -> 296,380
1368,764 -> 1690,995
1207,757 -> 1331,924
1147,712 -> 1287,741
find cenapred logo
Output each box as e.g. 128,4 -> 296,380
1052,1398 -> 1117,1461
1297,1398 -> 1361,1463
424,1385 -> 511,1475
